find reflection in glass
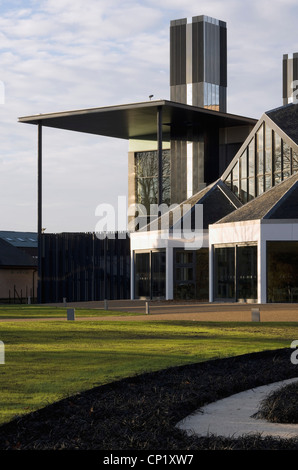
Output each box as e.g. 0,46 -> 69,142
151,251 -> 166,298
240,150 -> 247,179
267,242 -> 298,303
293,150 -> 298,173
135,150 -> 171,212
248,177 -> 255,201
265,124 -> 272,175
135,250 -> 166,299
135,253 -> 150,298
274,133 -> 282,173
214,247 -> 235,300
232,162 -> 239,197
256,124 -> 264,175
257,176 -> 264,196
248,140 -> 254,178
265,174 -> 272,192
236,245 -> 257,301
283,141 -> 291,174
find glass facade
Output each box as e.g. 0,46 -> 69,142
213,245 -> 257,301
204,83 -> 221,111
135,150 -> 171,212
134,250 -> 166,299
174,248 -> 209,300
267,242 -> 298,303
224,122 -> 298,203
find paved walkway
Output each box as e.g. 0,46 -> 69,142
42,300 -> 298,322
177,378 -> 298,439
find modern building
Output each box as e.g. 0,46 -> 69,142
0,232 -> 37,302
170,15 -> 227,111
18,15 -> 298,304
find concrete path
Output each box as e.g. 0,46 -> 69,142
177,378 -> 298,439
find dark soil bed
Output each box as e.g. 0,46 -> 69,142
255,380 -> 298,424
1,347 -> 298,451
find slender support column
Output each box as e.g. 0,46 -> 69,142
37,122 -> 43,303
157,106 -> 163,206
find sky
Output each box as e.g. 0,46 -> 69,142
0,0 -> 298,233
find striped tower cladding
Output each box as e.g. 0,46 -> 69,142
170,15 -> 227,112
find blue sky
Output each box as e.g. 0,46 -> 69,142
0,0 -> 298,232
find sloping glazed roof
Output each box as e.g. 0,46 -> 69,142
216,172 -> 298,224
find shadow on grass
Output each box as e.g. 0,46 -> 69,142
0,348 -> 298,450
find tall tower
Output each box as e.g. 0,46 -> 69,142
283,53 -> 298,105
170,15 -> 227,112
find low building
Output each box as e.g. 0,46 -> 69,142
0,235 -> 37,303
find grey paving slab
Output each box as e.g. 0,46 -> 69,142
177,378 -> 298,439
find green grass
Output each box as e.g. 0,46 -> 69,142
0,315 -> 298,426
0,305 -> 137,319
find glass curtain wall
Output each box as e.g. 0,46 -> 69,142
174,249 -> 209,300
135,150 -> 171,212
224,122 -> 298,203
134,250 -> 166,299
267,242 -> 298,303
213,245 -> 257,301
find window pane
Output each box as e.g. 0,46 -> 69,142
135,253 -> 150,298
236,245 -> 257,301
293,150 -> 298,172
274,132 -> 282,173
240,150 -> 247,179
248,178 -> 255,201
265,124 -> 272,174
232,162 -> 239,197
151,251 -> 166,298
282,141 -> 291,174
257,176 -> 264,196
214,247 -> 235,300
267,242 -> 298,303
248,140 -> 254,178
265,174 -> 272,191
224,173 -> 232,189
256,124 -> 264,175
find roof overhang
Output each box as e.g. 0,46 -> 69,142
18,100 -> 257,140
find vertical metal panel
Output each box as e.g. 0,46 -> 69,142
40,233 -> 130,303
283,55 -> 288,100
220,24 -> 227,88
37,122 -> 43,304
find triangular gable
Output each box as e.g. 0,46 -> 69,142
220,105 -> 298,205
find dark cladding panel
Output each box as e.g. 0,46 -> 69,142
192,20 -> 204,83
220,24 -> 227,87
170,20 -> 187,87
283,55 -> 288,99
293,54 -> 298,82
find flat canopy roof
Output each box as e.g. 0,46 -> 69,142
18,100 -> 257,140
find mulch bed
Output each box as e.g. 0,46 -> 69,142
0,348 -> 298,451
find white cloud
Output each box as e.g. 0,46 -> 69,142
0,0 -> 298,232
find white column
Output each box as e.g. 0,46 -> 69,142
258,235 -> 267,304
130,250 -> 135,299
209,245 -> 214,302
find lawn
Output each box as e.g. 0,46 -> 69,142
0,305 -> 137,319
0,312 -> 298,426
